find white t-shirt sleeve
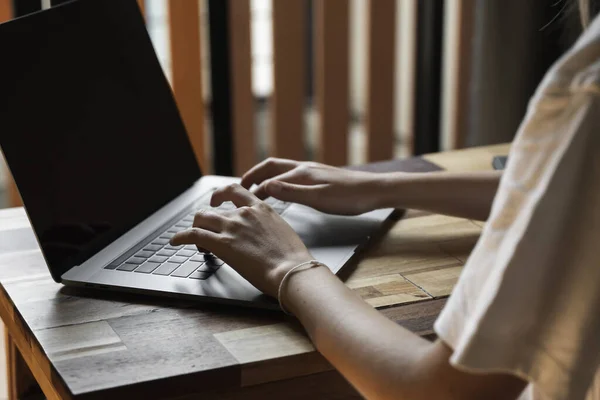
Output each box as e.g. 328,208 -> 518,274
434,18 -> 600,400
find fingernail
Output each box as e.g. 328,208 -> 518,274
269,181 -> 282,194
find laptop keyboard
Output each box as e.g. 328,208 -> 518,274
104,196 -> 290,280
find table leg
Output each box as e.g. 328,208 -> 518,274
5,329 -> 41,400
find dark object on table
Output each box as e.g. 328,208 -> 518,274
492,156 -> 508,170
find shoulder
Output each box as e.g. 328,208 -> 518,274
543,14 -> 600,94
518,16 -> 600,144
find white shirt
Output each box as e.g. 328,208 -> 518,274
434,14 -> 600,400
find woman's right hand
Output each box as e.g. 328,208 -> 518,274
241,158 -> 386,216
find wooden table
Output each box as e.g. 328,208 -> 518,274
0,144 -> 509,399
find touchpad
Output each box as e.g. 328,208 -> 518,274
283,205 -> 387,247
0,228 -> 39,254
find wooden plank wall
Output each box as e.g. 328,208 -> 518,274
271,0 -> 306,161
0,0 -> 21,208
136,0 -> 145,17
7,179 -> 21,208
365,0 -> 397,162
1,2 -> 28,397
314,0 -> 349,166
0,0 -> 9,21
396,1 -> 418,156
228,0 -> 255,175
168,1 -> 207,172
442,0 -> 475,150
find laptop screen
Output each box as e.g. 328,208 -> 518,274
0,0 -> 202,280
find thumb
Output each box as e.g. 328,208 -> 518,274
266,181 -> 321,204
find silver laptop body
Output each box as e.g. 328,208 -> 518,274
62,175 -> 392,309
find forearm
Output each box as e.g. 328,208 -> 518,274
284,266 -> 526,400
376,171 -> 502,221
285,266 -> 433,399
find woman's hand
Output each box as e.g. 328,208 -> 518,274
241,158 -> 384,216
170,184 -> 314,297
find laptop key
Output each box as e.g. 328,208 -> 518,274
152,262 -> 180,276
177,249 -> 196,257
135,250 -> 154,259
204,259 -> 223,270
196,263 -> 212,272
134,261 -> 161,274
205,256 -> 225,266
105,261 -> 121,270
144,244 -> 162,252
171,261 -> 203,278
189,270 -> 212,280
152,238 -> 169,245
117,263 -> 138,272
148,255 -> 169,263
218,201 -> 236,210
190,254 -> 207,262
126,257 -> 145,265
158,249 -> 177,257
160,231 -> 176,239
164,244 -> 182,250
168,256 -> 188,264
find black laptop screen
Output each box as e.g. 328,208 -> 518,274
0,0 -> 201,280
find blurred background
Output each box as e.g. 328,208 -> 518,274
0,0 -> 582,207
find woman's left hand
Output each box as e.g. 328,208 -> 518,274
170,184 -> 314,297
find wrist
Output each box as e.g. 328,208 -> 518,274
356,171 -> 397,211
268,253 -> 315,295
373,172 -> 411,209
279,264 -> 333,316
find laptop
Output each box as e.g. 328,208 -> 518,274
0,0 -> 393,309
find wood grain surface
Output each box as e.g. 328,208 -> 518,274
0,145 -> 509,399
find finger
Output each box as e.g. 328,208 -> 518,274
170,227 -> 220,249
211,183 -> 261,208
241,158 -> 298,189
192,209 -> 227,233
266,181 -> 326,205
197,245 -> 211,254
252,169 -> 314,200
